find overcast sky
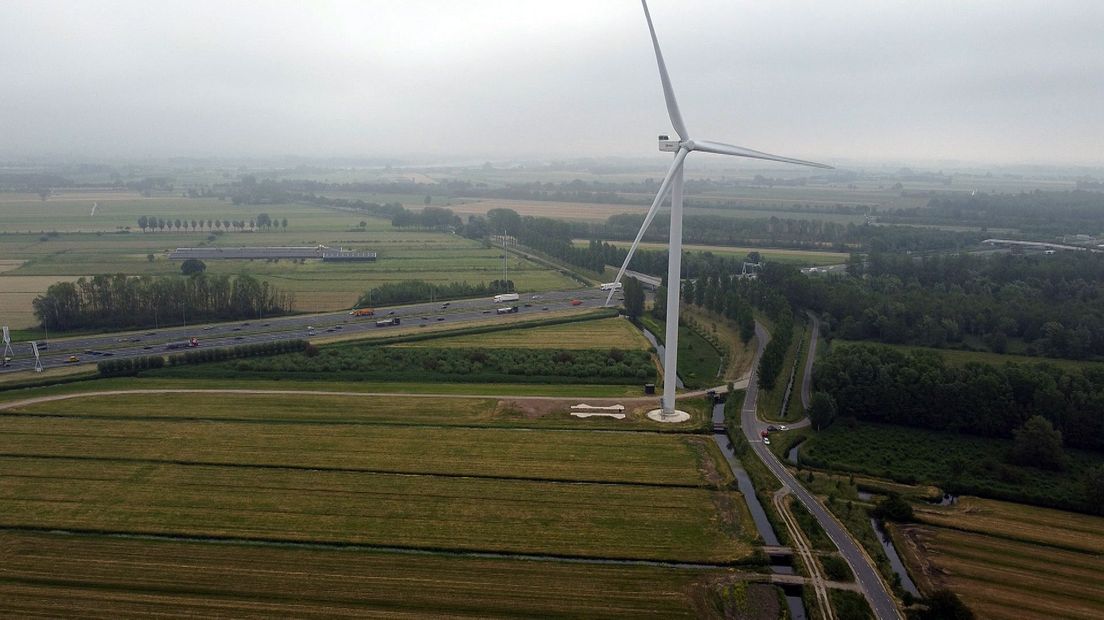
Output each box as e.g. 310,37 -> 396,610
1,0 -> 1102,167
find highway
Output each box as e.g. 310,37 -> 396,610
741,322 -> 901,620
2,287 -> 619,375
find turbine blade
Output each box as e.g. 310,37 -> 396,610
642,0 -> 689,140
606,147 -> 690,306
693,139 -> 833,169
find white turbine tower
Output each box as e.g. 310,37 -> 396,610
610,0 -> 833,421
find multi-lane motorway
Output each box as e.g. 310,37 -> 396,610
2,287 -> 618,375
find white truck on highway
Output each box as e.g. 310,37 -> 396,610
493,293 -> 519,303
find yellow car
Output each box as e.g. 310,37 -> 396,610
65,355 -> 80,363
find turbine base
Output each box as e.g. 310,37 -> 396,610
646,408 -> 690,423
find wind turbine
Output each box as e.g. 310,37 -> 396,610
609,0 -> 833,420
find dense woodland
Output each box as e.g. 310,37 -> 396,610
813,343 -> 1104,453
774,252 -> 1104,360
33,274 -> 293,331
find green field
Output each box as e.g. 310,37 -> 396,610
0,530 -> 723,618
395,316 -> 650,350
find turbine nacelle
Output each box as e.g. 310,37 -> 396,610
658,134 -> 680,152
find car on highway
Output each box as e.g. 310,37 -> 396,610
763,437 -> 771,445
65,355 -> 79,363
570,299 -> 583,306
778,425 -> 788,431
767,425 -> 778,432
436,317 -> 445,321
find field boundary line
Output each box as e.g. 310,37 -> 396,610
0,525 -> 758,569
0,452 -> 716,490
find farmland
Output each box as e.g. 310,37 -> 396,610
0,414 -> 726,486
0,383 -> 759,616
575,239 -> 849,266
0,194 -> 578,327
395,316 -> 651,350
0,530 -> 720,618
899,497 -> 1104,620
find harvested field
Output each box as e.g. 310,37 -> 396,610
0,415 -> 726,486
913,496 -> 1104,554
0,274 -> 79,328
901,525 -> 1104,620
394,316 -> 650,350
0,457 -> 750,562
0,530 -> 714,618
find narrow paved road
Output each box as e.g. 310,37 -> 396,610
741,323 -> 900,620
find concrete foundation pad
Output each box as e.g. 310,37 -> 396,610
646,408 -> 691,423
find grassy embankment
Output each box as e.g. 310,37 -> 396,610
639,313 -> 724,389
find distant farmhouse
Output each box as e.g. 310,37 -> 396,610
169,246 -> 376,262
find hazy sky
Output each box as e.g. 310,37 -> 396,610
2,0 -> 1102,166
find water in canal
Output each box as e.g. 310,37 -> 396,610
711,402 -> 807,619
639,327 -> 685,389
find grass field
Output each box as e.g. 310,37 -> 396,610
0,376 -> 647,403
0,456 -> 748,561
575,239 -> 849,266
0,530 -> 721,618
0,414 -> 727,487
900,497 -> 1104,619
1,386 -> 753,564
394,316 -> 650,350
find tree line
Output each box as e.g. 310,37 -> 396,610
136,213 -> 287,233
356,279 -> 514,307
878,190 -> 1104,237
33,273 -> 294,331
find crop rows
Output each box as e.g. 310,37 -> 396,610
911,526 -> 1104,620
0,530 -> 711,618
0,416 -> 724,487
0,457 -> 749,562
